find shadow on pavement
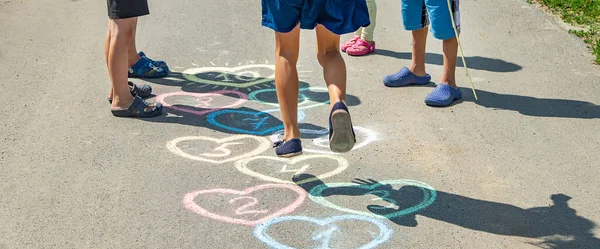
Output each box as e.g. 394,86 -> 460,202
143,71 -> 361,106
462,88 -> 600,119
148,105 -> 328,137
375,49 -> 522,73
139,71 -> 362,134
294,175 -> 600,249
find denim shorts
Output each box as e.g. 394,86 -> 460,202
262,0 -> 371,34
401,0 -> 460,40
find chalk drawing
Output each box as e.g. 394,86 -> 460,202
312,225 -> 339,248
156,90 -> 248,116
308,180 -> 437,219
248,87 -> 330,110
182,64 -> 275,88
206,109 -> 306,135
183,184 -> 307,226
230,196 -> 269,215
270,126 -> 378,154
181,64 -> 311,90
166,135 -> 271,164
254,214 -> 393,249
235,155 -> 349,184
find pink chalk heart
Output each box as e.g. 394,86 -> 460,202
156,90 -> 247,116
183,184 -> 307,226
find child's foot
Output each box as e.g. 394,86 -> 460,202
139,51 -> 168,69
341,36 -> 359,52
382,67 -> 431,87
274,138 -> 303,158
128,56 -> 169,78
346,39 -> 375,56
424,84 -> 462,107
329,102 -> 356,153
108,81 -> 152,104
111,96 -> 163,118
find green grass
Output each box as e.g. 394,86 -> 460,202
533,0 -> 600,63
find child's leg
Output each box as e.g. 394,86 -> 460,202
108,18 -> 136,109
274,25 -> 301,141
316,25 -> 355,153
105,20 -> 111,67
127,18 -> 142,67
441,37 -> 458,87
409,27 -> 428,77
354,27 -> 363,37
382,0 -> 432,87
423,0 -> 462,106
105,21 -> 112,99
315,25 -> 346,109
361,0 -> 377,42
425,0 -> 459,87
346,0 -> 377,56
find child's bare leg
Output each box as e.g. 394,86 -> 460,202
108,18 -> 136,110
105,20 -> 113,99
128,18 -> 142,67
441,37 -> 458,88
409,27 -> 428,77
315,25 -> 346,110
275,25 -> 301,141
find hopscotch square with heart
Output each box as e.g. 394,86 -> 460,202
183,184 -> 307,226
167,135 -> 272,164
156,90 -> 248,116
235,155 -> 348,185
254,215 -> 393,249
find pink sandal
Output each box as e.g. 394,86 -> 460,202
341,36 -> 360,52
346,39 -> 376,56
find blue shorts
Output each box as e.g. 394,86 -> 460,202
262,0 -> 371,35
401,0 -> 460,40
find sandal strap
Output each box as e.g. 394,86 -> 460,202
128,96 -> 158,114
353,39 -> 373,49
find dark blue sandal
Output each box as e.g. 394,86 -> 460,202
111,96 -> 163,118
128,57 -> 169,78
329,102 -> 356,153
108,82 -> 152,104
139,51 -> 168,69
274,138 -> 303,158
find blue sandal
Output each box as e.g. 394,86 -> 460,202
329,102 -> 356,153
111,96 -> 163,118
383,67 -> 431,87
139,51 -> 168,69
424,84 -> 462,107
108,81 -> 152,104
274,138 -> 303,157
128,56 -> 169,78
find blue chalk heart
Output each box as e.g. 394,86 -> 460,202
254,214 -> 393,249
309,180 -> 437,219
207,109 -> 305,135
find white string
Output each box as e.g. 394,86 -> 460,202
446,0 -> 478,100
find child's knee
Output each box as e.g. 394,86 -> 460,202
110,28 -> 134,42
109,20 -> 135,40
317,48 -> 341,65
276,49 -> 299,63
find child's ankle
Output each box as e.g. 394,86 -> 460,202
283,130 -> 301,141
409,65 -> 427,77
329,100 -> 347,110
439,81 -> 458,88
128,54 -> 142,68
